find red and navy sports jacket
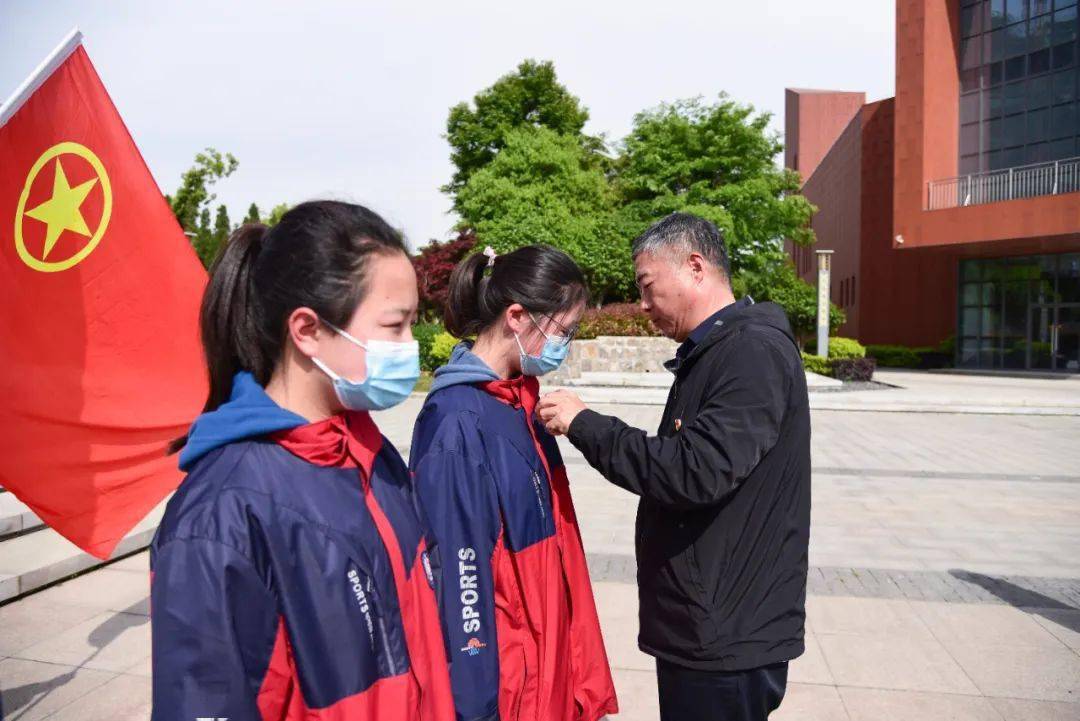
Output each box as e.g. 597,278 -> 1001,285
410,374 -> 618,721
150,373 -> 454,721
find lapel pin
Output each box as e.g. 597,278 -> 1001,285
674,418 -> 682,431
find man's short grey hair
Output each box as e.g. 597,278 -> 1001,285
631,212 -> 731,280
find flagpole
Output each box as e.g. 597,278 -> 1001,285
0,27 -> 83,129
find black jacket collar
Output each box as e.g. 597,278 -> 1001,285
664,300 -> 796,376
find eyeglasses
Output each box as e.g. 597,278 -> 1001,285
530,313 -> 578,347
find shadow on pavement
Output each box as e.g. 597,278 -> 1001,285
1,600 -> 148,720
949,569 -> 1080,633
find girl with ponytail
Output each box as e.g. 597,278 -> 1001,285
410,245 -> 619,721
151,201 -> 454,721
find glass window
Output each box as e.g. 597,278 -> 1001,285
1058,0 -> 1078,8
1052,41 -> 1075,68
960,338 -> 979,368
1026,140 -> 1050,161
1003,144 -> 1027,165
962,91 -> 982,123
961,153 -> 982,174
1007,0 -> 1028,24
1053,6 -> 1078,44
962,122 -> 982,154
962,68 -> 983,92
1028,106 -> 1051,139
1030,47 -> 1053,73
1049,102 -> 1076,137
989,28 -> 1007,61
962,260 -> 983,282
1029,73 -> 1053,106
1052,68 -> 1077,101
1060,254 -> 1080,304
992,0 -> 1008,27
1006,55 -> 1028,79
1031,12 -> 1053,48
963,4 -> 985,36
1032,0 -> 1052,14
1005,80 -> 1028,113
984,85 -> 1003,116
1006,20 -> 1029,56
990,61 -> 1005,85
963,281 -> 982,304
963,38 -> 983,69
963,309 -> 982,336
988,117 -> 1005,148
1047,135 -> 1075,159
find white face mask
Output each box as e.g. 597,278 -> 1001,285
312,320 -> 420,411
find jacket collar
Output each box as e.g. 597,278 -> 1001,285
479,374 -> 541,416
272,411 -> 382,482
664,300 -> 792,376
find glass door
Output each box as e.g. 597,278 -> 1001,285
1029,304 -> 1080,372
1057,306 -> 1080,373
1029,305 -> 1055,370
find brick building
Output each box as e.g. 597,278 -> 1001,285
787,0 -> 1079,372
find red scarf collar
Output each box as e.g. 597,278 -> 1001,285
479,374 -> 541,416
272,411 -> 382,481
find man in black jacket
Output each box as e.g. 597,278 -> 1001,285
537,213 -> 810,721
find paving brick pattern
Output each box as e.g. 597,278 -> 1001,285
587,552 -> 1080,608
4,377 -> 1080,720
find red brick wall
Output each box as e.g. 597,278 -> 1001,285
785,88 -> 865,183
797,106 -> 864,337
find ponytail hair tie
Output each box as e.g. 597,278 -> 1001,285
482,246 -> 498,268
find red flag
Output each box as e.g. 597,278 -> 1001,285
0,31 -> 207,559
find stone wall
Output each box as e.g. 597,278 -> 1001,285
549,336 -> 679,382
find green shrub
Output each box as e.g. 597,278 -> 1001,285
577,303 -> 659,339
867,344 -> 921,368
414,322 -> 443,372
801,352 -> 833,376
430,332 -> 459,369
804,336 -> 866,359
828,337 -> 866,359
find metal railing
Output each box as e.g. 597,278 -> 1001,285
927,156 -> 1080,210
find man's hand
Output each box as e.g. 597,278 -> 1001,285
536,390 -> 588,436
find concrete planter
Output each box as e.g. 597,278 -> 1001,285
548,335 -> 678,382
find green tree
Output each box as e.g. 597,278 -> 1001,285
444,59 -> 600,211
165,148 -> 238,233
264,203 -> 290,227
736,262 -> 845,347
244,202 -> 261,224
456,127 -> 631,302
613,96 -> 816,281
191,207 -> 215,267
208,205 -> 231,262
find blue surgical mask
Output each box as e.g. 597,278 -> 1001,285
516,314 -> 571,377
312,321 -> 420,411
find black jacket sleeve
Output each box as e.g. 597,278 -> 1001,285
566,335 -> 791,510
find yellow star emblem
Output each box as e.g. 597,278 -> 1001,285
24,159 -> 99,261
14,141 -> 112,273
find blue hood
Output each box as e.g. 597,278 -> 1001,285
179,372 -> 309,472
429,341 -> 502,394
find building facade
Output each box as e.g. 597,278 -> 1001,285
787,0 -> 1079,373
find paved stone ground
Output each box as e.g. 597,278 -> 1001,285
2,386 -> 1079,720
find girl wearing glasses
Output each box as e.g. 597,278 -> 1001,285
409,245 -> 618,721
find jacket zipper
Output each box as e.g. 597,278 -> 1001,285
531,470 -> 546,520
376,613 -> 398,676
